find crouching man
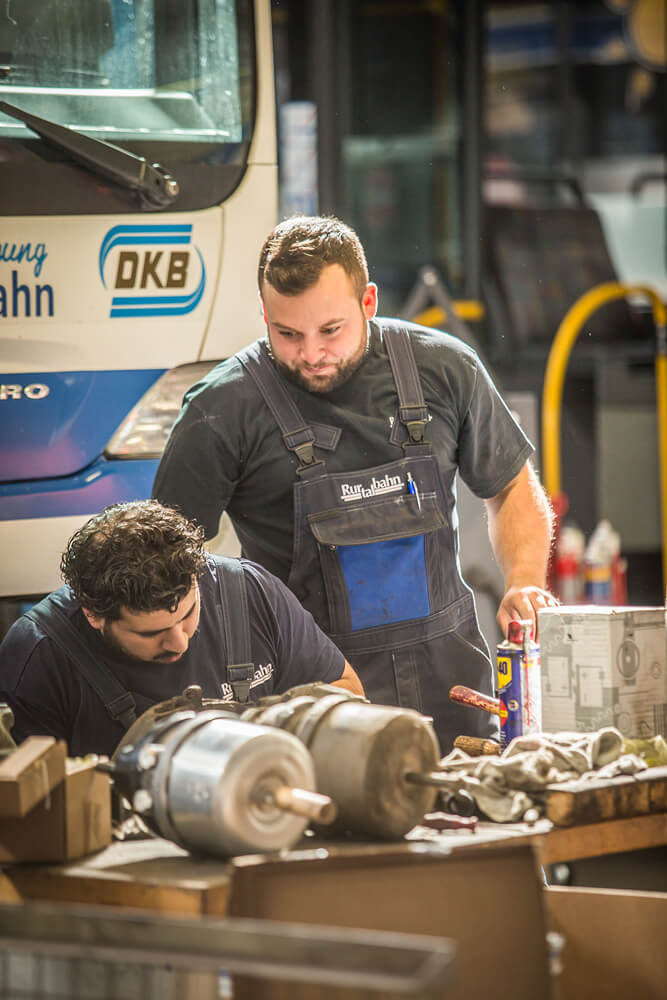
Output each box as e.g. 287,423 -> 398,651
0,500 -> 362,756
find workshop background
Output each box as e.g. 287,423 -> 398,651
271,0 -> 667,650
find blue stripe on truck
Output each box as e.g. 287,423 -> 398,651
0,369 -> 165,483
0,457 -> 160,520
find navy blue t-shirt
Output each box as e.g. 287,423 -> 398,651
0,555 -> 345,756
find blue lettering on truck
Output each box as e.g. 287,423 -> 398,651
99,224 -> 206,317
0,241 -> 53,318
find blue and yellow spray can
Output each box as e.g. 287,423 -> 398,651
496,619 -> 542,748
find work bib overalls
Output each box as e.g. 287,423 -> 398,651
242,322 -> 499,753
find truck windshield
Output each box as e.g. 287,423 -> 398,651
0,0 -> 256,213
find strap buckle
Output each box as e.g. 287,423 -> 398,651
107,691 -> 137,727
294,441 -> 324,470
405,420 -> 426,444
227,664 -> 254,704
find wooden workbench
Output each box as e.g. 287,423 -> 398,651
409,809 -> 667,865
2,809 -> 665,918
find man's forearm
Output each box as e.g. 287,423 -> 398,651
487,463 -> 553,587
331,660 -> 365,697
485,462 -> 557,634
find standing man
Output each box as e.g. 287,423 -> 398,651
153,216 -> 555,752
0,500 -> 362,756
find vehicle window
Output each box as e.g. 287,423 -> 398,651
0,0 -> 249,144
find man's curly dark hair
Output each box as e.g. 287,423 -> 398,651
61,501 -> 207,620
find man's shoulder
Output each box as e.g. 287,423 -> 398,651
376,317 -> 479,366
0,587 -> 80,669
185,340 -> 265,404
201,555 -> 297,637
202,553 -> 283,601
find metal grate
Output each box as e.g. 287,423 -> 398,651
0,951 -> 217,1000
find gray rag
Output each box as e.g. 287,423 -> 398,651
435,728 -> 647,823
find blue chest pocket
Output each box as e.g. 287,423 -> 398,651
309,493 -> 446,633
338,535 -> 430,629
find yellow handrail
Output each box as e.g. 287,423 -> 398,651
412,301 -> 485,327
541,281 -> 667,589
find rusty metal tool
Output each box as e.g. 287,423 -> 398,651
449,684 -> 506,718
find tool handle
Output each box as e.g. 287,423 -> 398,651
272,785 -> 337,825
449,685 -> 502,716
453,735 -> 501,756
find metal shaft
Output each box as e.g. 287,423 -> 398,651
270,785 -> 337,825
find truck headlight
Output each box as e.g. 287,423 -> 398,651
105,361 -> 218,459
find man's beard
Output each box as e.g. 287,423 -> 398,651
270,329 -> 368,395
100,624 -> 190,665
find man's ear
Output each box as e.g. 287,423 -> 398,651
81,608 -> 104,634
362,282 -> 378,320
258,291 -> 267,325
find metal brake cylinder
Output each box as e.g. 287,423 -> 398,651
243,695 -> 441,839
108,710 -> 332,857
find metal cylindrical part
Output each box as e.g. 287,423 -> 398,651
147,714 -> 317,857
304,701 -> 440,839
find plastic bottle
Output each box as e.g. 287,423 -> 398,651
553,524 -> 585,605
583,520 -> 616,604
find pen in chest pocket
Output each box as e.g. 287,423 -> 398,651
406,471 -> 422,511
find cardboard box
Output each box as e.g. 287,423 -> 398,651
547,885 -> 667,1000
227,842 -> 553,1000
0,758 -> 111,863
0,737 -> 66,817
539,606 -> 667,738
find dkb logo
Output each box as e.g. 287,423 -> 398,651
99,224 -> 205,318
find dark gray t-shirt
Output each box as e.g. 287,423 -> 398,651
153,319 -> 534,581
0,555 -> 345,757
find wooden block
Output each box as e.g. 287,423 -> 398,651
0,738 -> 66,817
0,762 -> 110,863
545,766 -> 667,827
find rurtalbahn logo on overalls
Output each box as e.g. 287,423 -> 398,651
99,224 -> 205,318
340,473 -> 403,501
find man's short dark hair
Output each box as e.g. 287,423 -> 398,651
258,215 -> 369,299
61,500 -> 207,620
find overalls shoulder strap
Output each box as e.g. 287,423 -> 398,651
239,341 -> 332,474
382,324 -> 430,452
25,595 -> 137,730
214,556 -> 254,703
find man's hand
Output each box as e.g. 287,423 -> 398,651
485,462 -> 556,641
497,584 -> 559,640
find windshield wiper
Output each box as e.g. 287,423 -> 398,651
0,99 -> 180,208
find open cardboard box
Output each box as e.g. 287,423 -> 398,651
0,737 -> 66,817
0,757 -> 111,863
